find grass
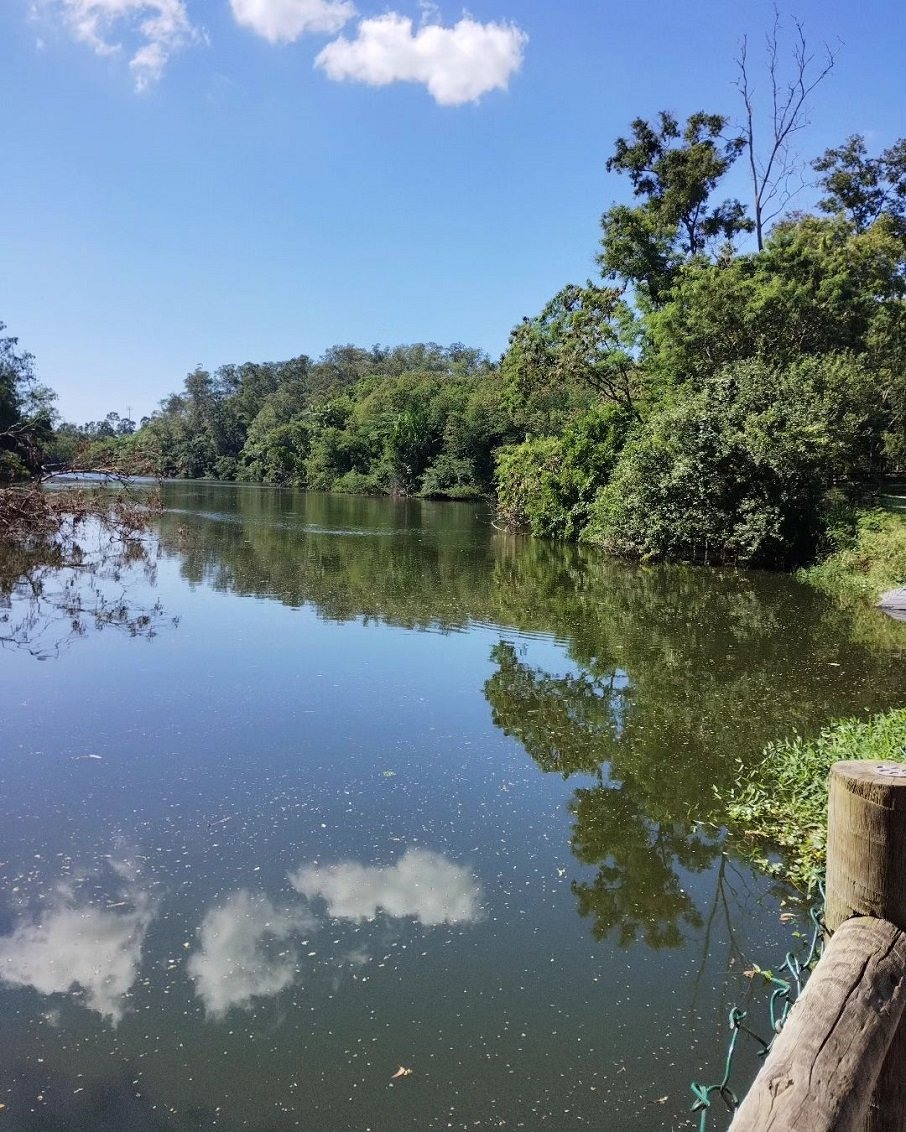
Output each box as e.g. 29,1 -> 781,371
723,709 -> 906,891
799,504 -> 906,605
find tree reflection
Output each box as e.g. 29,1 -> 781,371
154,485 -> 906,943
486,640 -> 719,947
569,786 -> 714,948
0,485 -> 169,658
485,641 -> 628,776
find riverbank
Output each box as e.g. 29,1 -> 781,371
723,708 -> 906,891
798,501 -> 906,607
725,501 -> 906,891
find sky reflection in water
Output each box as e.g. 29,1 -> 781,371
1,484 -> 904,1130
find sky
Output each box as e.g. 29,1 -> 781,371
2,0 -> 905,423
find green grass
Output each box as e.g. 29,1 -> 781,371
799,506 -> 906,604
723,709 -> 906,891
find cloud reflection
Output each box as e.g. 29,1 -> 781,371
188,890 -> 316,1018
0,868 -> 156,1023
289,848 -> 481,925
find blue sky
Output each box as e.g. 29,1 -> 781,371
2,0 -> 904,423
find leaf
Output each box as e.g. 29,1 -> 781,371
391,1066 -> 413,1080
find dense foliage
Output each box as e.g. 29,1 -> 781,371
496,118 -> 906,567
69,342 -> 590,501
0,323 -> 57,483
798,501 -> 906,603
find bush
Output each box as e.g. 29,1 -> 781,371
495,403 -> 630,538
583,355 -> 883,566
419,455 -> 483,499
332,469 -> 385,495
799,507 -> 906,602
0,450 -> 30,484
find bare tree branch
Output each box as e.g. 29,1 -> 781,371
735,7 -> 839,249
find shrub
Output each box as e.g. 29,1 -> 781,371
419,455 -> 483,499
799,507 -> 906,602
584,355 -> 883,566
723,709 -> 906,890
495,403 -> 630,538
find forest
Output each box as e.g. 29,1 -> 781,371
3,113 -> 905,570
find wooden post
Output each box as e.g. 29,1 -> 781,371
825,760 -> 906,1131
728,916 -> 906,1130
826,761 -> 906,931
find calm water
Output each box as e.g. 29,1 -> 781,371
1,483 -> 904,1130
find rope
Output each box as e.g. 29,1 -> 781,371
690,884 -> 825,1130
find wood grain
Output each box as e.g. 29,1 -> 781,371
729,916 -> 906,1131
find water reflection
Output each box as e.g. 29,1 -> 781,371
0,846 -> 481,1028
188,890 -> 316,1018
486,641 -> 717,947
290,848 -> 482,925
0,860 -> 156,1023
0,514 -> 167,660
568,788 -> 715,948
154,484 -> 906,951
2,486 -> 904,1129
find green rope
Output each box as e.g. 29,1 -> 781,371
690,885 -> 825,1130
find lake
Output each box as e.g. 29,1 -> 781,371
1,483 -> 904,1130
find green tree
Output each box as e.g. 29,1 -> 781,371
0,323 -> 57,480
584,355 -> 884,566
599,111 -> 751,304
495,403 -> 631,538
646,213 -> 906,384
503,284 -> 644,418
814,135 -> 906,235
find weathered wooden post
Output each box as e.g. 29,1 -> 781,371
728,760 -> 906,1131
825,760 -> 906,1132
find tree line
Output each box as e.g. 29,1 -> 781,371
3,43 -> 905,569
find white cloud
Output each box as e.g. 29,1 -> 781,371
0,871 -> 156,1024
188,890 -> 316,1018
46,0 -> 201,90
315,12 -> 527,106
289,848 -> 482,925
230,0 -> 356,44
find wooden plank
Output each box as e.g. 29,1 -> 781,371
729,917 -> 906,1131
867,1023 -> 906,1132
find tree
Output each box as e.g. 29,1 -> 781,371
0,323 -> 57,480
503,284 -> 643,417
813,134 -> 906,235
495,403 -> 631,539
599,111 -> 751,303
584,355 -> 885,567
736,9 -> 837,250
646,213 -> 906,385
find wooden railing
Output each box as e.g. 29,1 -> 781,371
730,761 -> 906,1131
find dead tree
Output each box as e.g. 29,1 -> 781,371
736,8 -> 838,250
